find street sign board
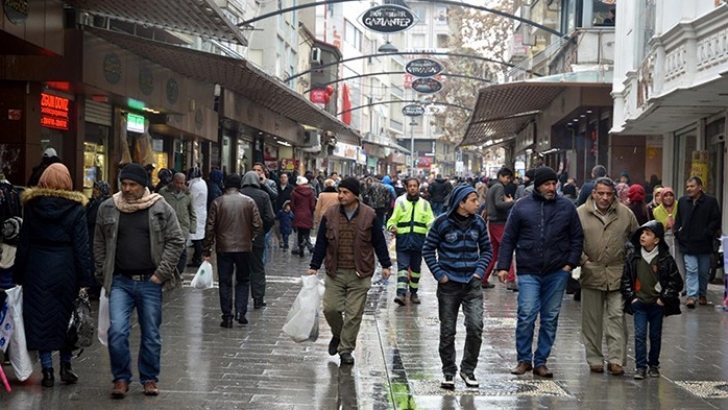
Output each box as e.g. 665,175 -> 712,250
360,5 -> 418,33
405,59 -> 444,77
402,104 -> 425,117
411,77 -> 443,94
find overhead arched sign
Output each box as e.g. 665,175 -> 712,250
360,5 -> 418,33
402,104 -> 425,117
405,59 -> 444,78
411,77 -> 443,94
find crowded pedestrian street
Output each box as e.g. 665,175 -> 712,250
1,242 -> 727,410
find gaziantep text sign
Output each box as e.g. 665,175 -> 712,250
360,5 -> 418,33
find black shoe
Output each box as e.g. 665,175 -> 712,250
340,352 -> 355,365
60,361 -> 78,384
220,318 -> 233,328
440,375 -> 455,390
633,367 -> 647,380
328,337 -> 340,356
254,299 -> 267,309
41,367 -> 54,387
238,315 -> 248,325
481,281 -> 495,289
573,290 -> 581,302
648,366 -> 660,378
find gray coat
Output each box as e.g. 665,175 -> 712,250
94,197 -> 185,292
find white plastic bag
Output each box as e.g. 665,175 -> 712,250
5,287 -> 34,381
0,298 -> 14,353
282,275 -> 324,342
97,288 -> 110,346
190,261 -> 214,290
571,266 -> 582,280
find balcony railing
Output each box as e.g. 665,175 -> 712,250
548,28 -> 614,75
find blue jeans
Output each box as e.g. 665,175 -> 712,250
436,278 -> 483,376
263,231 -> 271,265
516,270 -> 570,367
217,252 -> 251,319
632,300 -> 664,369
395,249 -> 422,295
108,275 -> 163,385
39,350 -> 72,368
683,253 -> 711,299
432,202 -> 444,216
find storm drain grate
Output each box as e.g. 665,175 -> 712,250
675,381 -> 728,399
410,379 -> 570,397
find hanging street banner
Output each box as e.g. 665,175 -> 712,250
402,104 -> 425,117
360,4 -> 418,33
411,77 -> 443,94
405,59 -> 444,78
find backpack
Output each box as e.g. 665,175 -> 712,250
368,184 -> 390,210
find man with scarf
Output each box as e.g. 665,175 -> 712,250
386,178 -> 435,306
94,163 -> 184,399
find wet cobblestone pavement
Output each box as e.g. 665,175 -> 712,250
2,241 -> 728,409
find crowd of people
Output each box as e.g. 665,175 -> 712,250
0,151 -> 723,397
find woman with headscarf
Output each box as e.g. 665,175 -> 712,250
290,175 -> 316,257
154,168 -> 174,193
14,163 -> 95,387
614,182 -> 630,206
647,185 -> 663,220
627,184 -> 649,225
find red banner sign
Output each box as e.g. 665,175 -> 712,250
40,93 -> 70,130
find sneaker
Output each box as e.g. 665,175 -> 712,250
328,337 -> 340,356
340,352 -> 355,365
440,375 -> 455,390
394,295 -> 407,306
410,293 -> 421,304
111,380 -> 129,399
143,381 -> 159,396
459,371 -> 479,388
633,368 -> 647,380
648,366 -> 660,378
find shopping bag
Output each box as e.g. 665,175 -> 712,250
282,275 -> 324,342
5,286 -> 34,381
98,288 -> 110,346
66,289 -> 94,350
190,261 -> 214,290
0,298 -> 14,353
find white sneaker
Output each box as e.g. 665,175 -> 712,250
440,375 -> 455,390
459,371 -> 479,388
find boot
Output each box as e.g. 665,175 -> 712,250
41,367 -> 55,387
60,361 -> 79,384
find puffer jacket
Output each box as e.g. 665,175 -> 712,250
94,196 -> 185,293
577,196 -> 639,291
497,189 -> 584,275
203,188 -> 262,253
621,221 -> 684,316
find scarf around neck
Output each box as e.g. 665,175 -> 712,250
641,246 -> 659,265
113,188 -> 163,213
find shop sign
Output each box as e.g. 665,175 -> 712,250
103,53 -> 122,85
3,0 -> 28,25
310,89 -> 328,104
7,109 -> 21,120
127,113 -> 145,133
360,5 -> 417,34
152,139 -> 164,151
333,142 -> 359,159
40,93 -> 70,131
405,59 -> 443,78
265,160 -> 278,171
402,104 -> 425,117
416,156 -> 432,168
411,77 -> 443,94
357,148 -> 367,165
280,158 -> 296,172
139,67 -> 154,96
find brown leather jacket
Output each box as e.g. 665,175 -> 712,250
202,189 -> 262,253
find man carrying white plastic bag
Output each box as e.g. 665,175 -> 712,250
190,261 -> 214,290
283,275 -> 324,342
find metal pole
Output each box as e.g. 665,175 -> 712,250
410,121 -> 416,177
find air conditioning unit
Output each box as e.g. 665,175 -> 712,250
303,129 -> 319,147
311,48 -> 323,65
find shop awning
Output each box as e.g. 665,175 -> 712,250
67,0 -> 247,45
460,71 -> 613,147
85,27 -> 361,143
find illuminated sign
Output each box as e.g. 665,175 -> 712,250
40,93 -> 70,131
127,113 -> 146,133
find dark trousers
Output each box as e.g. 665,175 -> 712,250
216,252 -> 251,319
281,233 -> 290,248
191,240 -> 203,265
437,278 -> 484,376
250,244 -> 266,302
297,228 -> 312,253
632,300 -> 664,369
176,241 -> 188,276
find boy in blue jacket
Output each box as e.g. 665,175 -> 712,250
276,201 -> 294,249
423,185 -> 492,390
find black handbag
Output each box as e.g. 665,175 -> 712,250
66,289 -> 94,351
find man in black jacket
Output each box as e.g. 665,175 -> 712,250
428,174 -> 452,216
241,171 -> 275,310
674,176 -> 721,308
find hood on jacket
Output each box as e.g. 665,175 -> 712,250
631,220 -> 669,252
242,171 -> 261,188
22,187 -> 88,221
382,175 -> 392,186
294,184 -> 314,196
210,169 -> 223,183
446,184 -> 477,216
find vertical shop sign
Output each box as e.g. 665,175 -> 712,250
40,93 -> 70,131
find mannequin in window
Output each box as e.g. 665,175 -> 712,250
603,7 -> 615,26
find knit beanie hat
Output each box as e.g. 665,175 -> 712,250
119,163 -> 148,187
2,217 -> 22,241
338,177 -> 361,197
627,184 -> 646,203
223,173 -> 242,190
39,163 -> 73,191
533,166 -> 558,188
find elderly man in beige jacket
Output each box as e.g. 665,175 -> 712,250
577,177 -> 639,376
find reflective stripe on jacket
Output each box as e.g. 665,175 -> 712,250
386,195 -> 435,250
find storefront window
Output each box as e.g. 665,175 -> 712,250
675,129 -> 697,197
707,118 -> 725,200
83,123 -> 109,198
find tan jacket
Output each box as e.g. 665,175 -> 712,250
202,189 -> 262,253
577,196 -> 639,291
315,191 -> 339,225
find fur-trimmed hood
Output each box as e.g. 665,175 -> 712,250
22,187 -> 88,223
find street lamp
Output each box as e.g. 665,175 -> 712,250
378,41 -> 398,53
409,119 -> 417,177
